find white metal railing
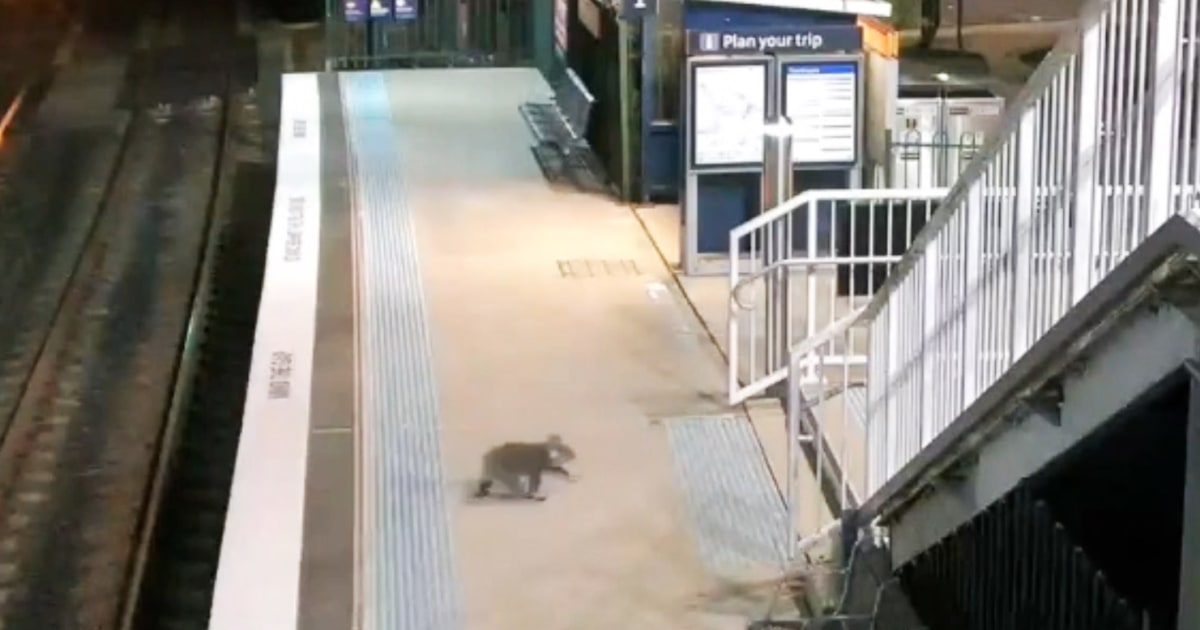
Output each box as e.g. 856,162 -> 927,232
727,189 -> 947,404
774,0 -> 1200,505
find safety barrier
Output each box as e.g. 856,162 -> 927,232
767,0 -> 1200,508
727,189 -> 947,404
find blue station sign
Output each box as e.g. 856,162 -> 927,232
344,0 -> 366,22
393,0 -> 417,20
687,25 -> 863,55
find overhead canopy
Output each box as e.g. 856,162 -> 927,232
685,0 -> 893,19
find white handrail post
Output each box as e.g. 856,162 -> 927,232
785,354 -> 801,562
884,303 -> 900,480
919,237 -> 939,446
804,199 -> 819,382
729,231 -> 741,405
961,186 -> 984,405
1146,0 -> 1182,231
1013,109 -> 1037,358
1072,16 -> 1102,305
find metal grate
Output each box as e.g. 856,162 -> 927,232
556,258 -> 642,278
663,414 -> 788,577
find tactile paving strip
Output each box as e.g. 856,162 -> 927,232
664,414 -> 789,577
340,72 -> 463,630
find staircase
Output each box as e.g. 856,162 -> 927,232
729,0 -> 1199,508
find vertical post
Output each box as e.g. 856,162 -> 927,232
640,13 -> 658,203
1145,0 -> 1182,231
618,17 -> 634,201
919,237 -> 939,445
1012,108 -> 1037,357
805,200 -> 818,382
961,186 -> 984,404
1071,16 -> 1102,304
763,116 -> 794,389
839,509 -> 859,570
1179,360 -> 1200,630
366,18 -> 375,62
885,303 -> 901,478
785,356 -> 801,561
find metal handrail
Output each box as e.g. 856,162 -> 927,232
732,187 -> 949,240
731,256 -> 911,313
730,258 -> 818,311
851,0 -> 1109,325
786,306 -> 869,372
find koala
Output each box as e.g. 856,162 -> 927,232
473,434 -> 576,501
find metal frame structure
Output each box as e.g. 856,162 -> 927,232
775,54 -> 865,171
682,54 -> 774,274
727,187 -> 947,402
731,0 -> 1200,566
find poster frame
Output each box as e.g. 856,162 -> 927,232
686,56 -> 773,172
343,0 -> 367,23
392,0 -> 417,20
777,54 -> 864,170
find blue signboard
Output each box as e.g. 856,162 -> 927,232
369,0 -> 391,20
344,0 -> 366,22
687,25 -> 862,55
393,0 -> 417,20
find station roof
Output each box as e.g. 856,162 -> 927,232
686,0 -> 893,19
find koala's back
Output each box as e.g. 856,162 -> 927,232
486,442 -> 551,475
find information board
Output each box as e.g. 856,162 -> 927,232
344,0 -> 366,22
691,62 -> 768,168
393,0 -> 417,20
369,0 -> 391,20
782,61 -> 860,165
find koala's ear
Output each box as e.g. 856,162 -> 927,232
546,433 -> 563,446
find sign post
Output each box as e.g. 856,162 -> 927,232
762,116 -> 794,381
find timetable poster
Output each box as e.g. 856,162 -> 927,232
344,0 -> 366,22
691,63 -> 767,168
369,0 -> 391,20
394,0 -> 417,20
783,62 -> 859,165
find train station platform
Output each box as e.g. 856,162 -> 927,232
208,68 -> 829,630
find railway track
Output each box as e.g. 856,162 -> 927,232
0,0 -> 257,623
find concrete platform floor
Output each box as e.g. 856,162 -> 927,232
384,68 -> 779,630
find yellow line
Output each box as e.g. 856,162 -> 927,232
0,87 -> 28,143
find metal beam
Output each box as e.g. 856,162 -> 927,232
1180,358 -> 1200,630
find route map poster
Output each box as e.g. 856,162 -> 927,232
344,0 -> 366,22
783,61 -> 859,165
692,63 -> 767,168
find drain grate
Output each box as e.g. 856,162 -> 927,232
557,258 -> 642,278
